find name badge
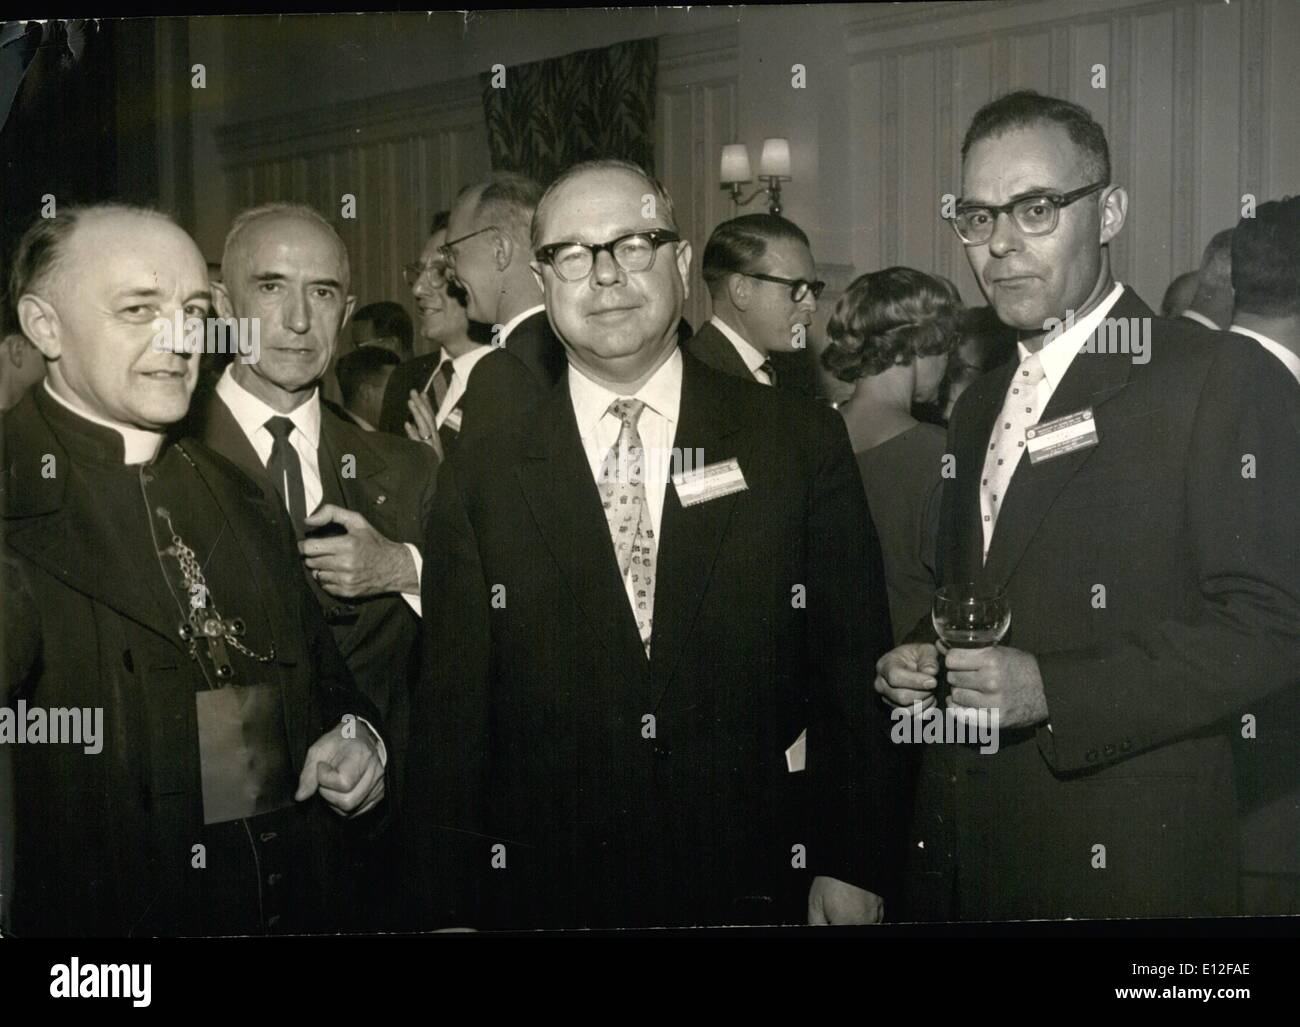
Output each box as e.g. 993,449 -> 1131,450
673,457 -> 748,507
1026,407 -> 1099,464
443,408 -> 463,434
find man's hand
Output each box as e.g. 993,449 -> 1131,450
301,503 -> 418,598
295,719 -> 385,817
944,644 -> 1048,730
404,390 -> 443,460
874,642 -> 940,711
808,876 -> 884,925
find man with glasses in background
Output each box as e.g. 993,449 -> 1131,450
689,213 -> 824,390
405,158 -> 900,930
380,211 -> 536,452
874,91 -> 1300,921
441,172 -> 566,388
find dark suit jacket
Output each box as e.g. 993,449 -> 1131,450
905,288 -> 1300,921
406,352 -> 902,929
502,309 -> 566,388
438,347 -> 541,456
378,351 -> 441,437
688,320 -> 816,396
184,390 -> 437,780
1,388 -> 381,936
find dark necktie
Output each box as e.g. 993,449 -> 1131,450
759,359 -> 777,387
429,359 -> 455,412
264,415 -> 307,532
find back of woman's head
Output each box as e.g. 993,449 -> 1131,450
822,267 -> 963,382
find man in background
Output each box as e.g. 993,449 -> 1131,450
689,214 -> 822,390
337,344 -> 400,431
352,300 -> 413,361
1160,270 -> 1198,319
1229,195 -> 1300,384
1180,228 -> 1234,329
444,172 -> 566,387
0,298 -> 43,410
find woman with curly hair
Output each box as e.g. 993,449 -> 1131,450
821,267 -> 963,641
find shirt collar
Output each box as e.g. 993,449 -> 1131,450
1180,308 -> 1219,330
1017,281 -> 1125,392
709,315 -> 767,374
216,363 -> 321,447
568,347 -> 683,438
446,343 -> 494,379
499,304 -> 546,344
42,379 -> 165,465
1229,325 -> 1300,384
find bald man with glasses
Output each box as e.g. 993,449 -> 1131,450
406,159 -> 900,931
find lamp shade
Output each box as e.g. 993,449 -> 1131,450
720,144 -> 752,184
759,137 -> 791,178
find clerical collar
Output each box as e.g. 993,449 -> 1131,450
41,380 -> 166,465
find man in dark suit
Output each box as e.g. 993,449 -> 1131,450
183,203 -> 435,785
336,344 -> 399,431
875,91 -> 1300,920
407,159 -> 901,930
689,213 -> 823,392
382,211 -> 538,456
3,204 -> 386,936
443,172 -> 566,388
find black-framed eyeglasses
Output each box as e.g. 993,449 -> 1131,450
740,272 -> 826,303
438,225 -> 499,265
402,258 -> 449,287
534,229 -> 681,282
949,181 -> 1108,245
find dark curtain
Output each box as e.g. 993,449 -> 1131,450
481,38 -> 657,185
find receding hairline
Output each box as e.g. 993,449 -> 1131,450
42,208 -> 196,301
533,165 -> 676,247
962,119 -> 1107,180
221,206 -> 351,285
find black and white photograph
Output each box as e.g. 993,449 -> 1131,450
0,0 -> 1296,997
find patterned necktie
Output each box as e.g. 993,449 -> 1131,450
429,358 -> 455,412
758,359 -> 777,387
264,415 -> 307,532
597,398 -> 656,655
979,351 -> 1046,561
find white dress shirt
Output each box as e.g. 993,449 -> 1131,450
216,366 -> 423,616
1015,282 -> 1126,423
570,348 -> 683,616
498,303 -> 546,345
1179,308 -> 1219,331
425,343 -> 495,428
1229,325 -> 1300,385
709,315 -> 773,385
43,380 -> 165,464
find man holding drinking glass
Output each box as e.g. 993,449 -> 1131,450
875,91 -> 1300,921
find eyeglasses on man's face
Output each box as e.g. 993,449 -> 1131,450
740,272 -> 826,304
438,225 -> 499,266
402,258 -> 449,287
948,181 -> 1108,246
534,229 -> 681,283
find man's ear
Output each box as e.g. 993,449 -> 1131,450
675,240 -> 692,302
495,231 -> 515,272
211,280 -> 235,319
1099,185 -> 1128,246
342,293 -> 358,329
17,294 -> 60,361
726,271 -> 750,311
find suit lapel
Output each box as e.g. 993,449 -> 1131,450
981,291 -> 1142,589
198,393 -> 266,483
516,385 -> 652,683
646,357 -> 748,706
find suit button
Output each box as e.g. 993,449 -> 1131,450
260,831 -> 278,843
267,873 -> 283,887
1103,744 -> 1116,757
1085,749 -> 1098,763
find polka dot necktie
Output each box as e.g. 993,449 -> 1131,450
597,398 -> 656,655
979,351 -> 1046,561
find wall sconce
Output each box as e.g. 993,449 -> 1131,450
720,138 -> 791,216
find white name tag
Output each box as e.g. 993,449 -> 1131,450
785,728 -> 806,773
443,408 -> 463,434
1026,407 -> 1099,464
672,457 -> 748,507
